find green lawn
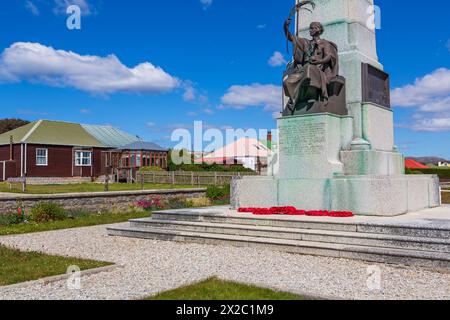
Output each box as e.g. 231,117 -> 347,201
442,192 -> 450,204
0,245 -> 111,286
0,182 -> 204,195
147,277 -> 306,300
0,211 -> 150,236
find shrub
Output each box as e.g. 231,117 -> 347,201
0,212 -> 26,226
186,197 -> 212,208
206,185 -> 231,200
30,202 -> 66,222
405,168 -> 450,179
167,197 -> 193,209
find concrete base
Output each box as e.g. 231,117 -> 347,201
231,175 -> 440,216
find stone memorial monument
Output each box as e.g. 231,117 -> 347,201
231,0 -> 441,216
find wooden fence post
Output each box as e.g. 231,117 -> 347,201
22,175 -> 26,193
214,172 -> 217,186
141,173 -> 145,190
105,174 -> 110,192
172,171 -> 175,185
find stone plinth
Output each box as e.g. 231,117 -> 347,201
277,114 -> 353,179
232,175 -> 440,216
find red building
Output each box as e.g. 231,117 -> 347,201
405,159 -> 429,170
0,120 -> 168,183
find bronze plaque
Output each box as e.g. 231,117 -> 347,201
362,63 -> 391,108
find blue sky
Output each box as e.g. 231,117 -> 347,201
0,0 -> 449,158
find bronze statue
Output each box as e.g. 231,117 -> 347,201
282,1 -> 347,116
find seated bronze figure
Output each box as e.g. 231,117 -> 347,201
282,2 -> 347,116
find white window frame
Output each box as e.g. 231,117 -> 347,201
75,151 -> 92,167
36,148 -> 48,166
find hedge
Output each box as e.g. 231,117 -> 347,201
406,168 -> 450,180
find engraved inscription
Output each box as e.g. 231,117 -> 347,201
279,119 -> 326,156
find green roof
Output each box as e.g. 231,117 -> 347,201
0,120 -> 104,148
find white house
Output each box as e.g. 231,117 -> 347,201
195,137 -> 272,172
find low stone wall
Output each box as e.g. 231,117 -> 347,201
23,177 -> 93,185
0,189 -> 206,214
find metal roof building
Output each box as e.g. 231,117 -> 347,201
81,124 -> 142,148
0,120 -> 104,147
119,141 -> 167,152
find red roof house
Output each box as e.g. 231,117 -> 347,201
405,159 -> 429,169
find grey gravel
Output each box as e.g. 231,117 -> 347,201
1,223 -> 449,300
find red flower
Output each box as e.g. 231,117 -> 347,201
238,207 -> 354,218
17,207 -> 22,218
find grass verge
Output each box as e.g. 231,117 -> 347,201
0,245 -> 111,286
147,277 -> 305,300
0,211 -> 150,236
0,183 -> 204,195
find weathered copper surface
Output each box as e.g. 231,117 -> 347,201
282,1 -> 348,117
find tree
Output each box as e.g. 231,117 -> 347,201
0,119 -> 30,134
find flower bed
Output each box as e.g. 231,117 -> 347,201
238,207 -> 354,218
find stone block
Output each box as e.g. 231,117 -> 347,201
278,178 -> 331,210
341,150 -> 404,175
231,176 -> 278,209
331,175 -> 409,216
277,114 -> 353,179
362,103 -> 394,151
231,174 -> 440,216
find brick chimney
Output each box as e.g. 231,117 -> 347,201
267,131 -> 272,150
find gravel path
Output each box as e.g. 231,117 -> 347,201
1,223 -> 449,300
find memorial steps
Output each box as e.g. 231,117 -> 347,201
107,209 -> 450,271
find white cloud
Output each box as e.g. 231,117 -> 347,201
25,1 -> 40,16
79,108 -> 91,114
200,0 -> 213,10
268,51 -> 286,67
391,68 -> 450,107
53,0 -> 93,16
392,68 -> 450,132
401,116 -> 450,132
420,96 -> 450,113
220,83 -> 282,112
257,24 -> 267,30
0,42 -> 180,95
183,85 -> 196,102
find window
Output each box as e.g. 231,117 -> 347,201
136,154 -> 142,167
75,151 -> 92,167
36,149 -> 48,166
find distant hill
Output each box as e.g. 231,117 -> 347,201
410,157 -> 449,165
